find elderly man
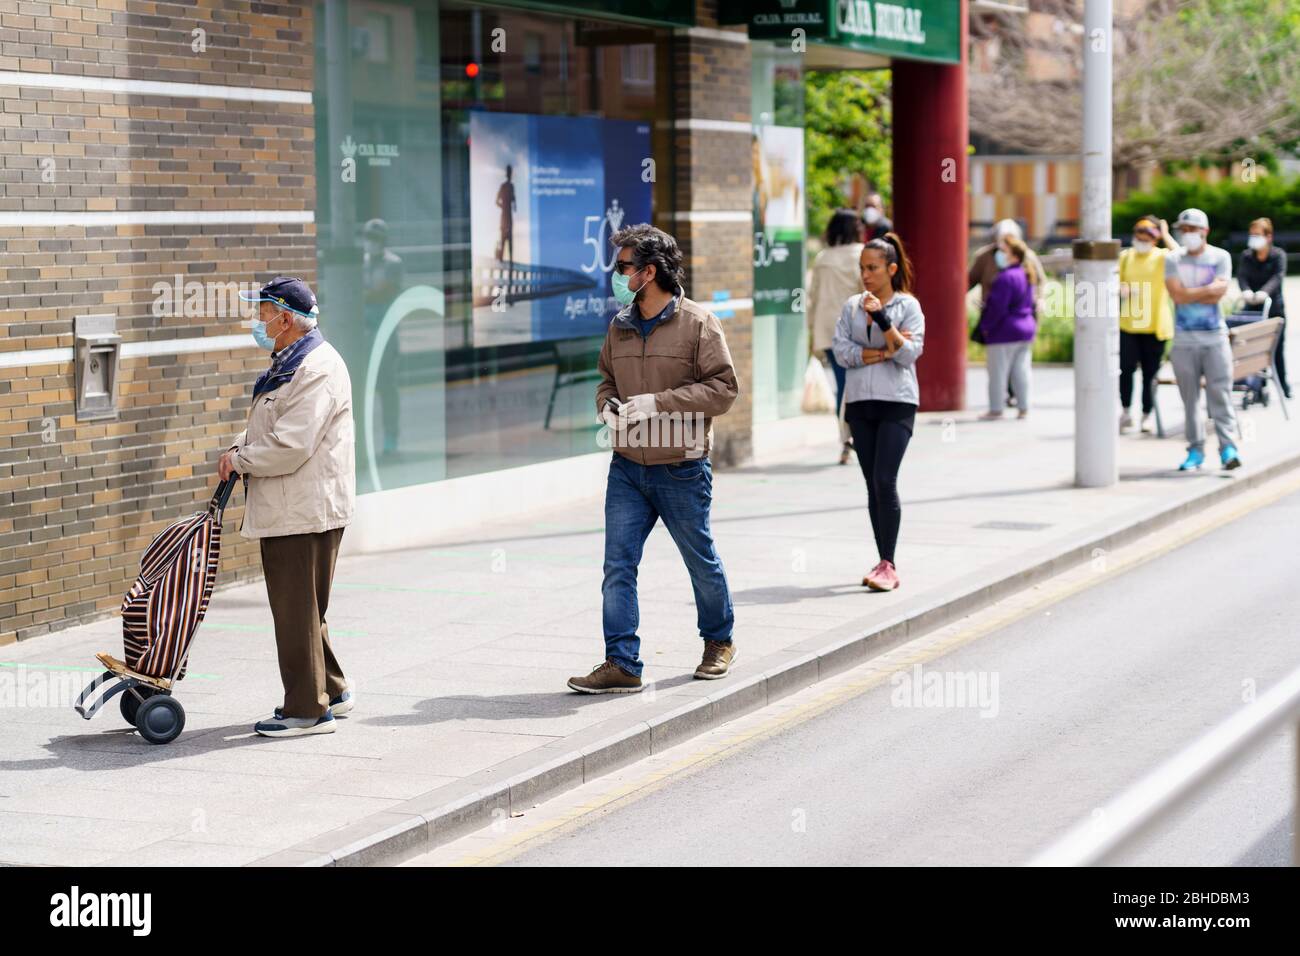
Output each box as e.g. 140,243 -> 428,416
567,224 -> 739,694
218,277 -> 357,737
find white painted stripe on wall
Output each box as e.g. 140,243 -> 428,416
124,334 -> 255,358
0,71 -> 312,104
0,334 -> 257,369
0,209 -> 314,227
667,210 -> 752,223
676,26 -> 749,44
655,118 -> 752,134
0,347 -> 70,369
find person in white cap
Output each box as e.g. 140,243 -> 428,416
1164,208 -> 1241,471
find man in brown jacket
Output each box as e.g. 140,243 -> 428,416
567,224 -> 739,694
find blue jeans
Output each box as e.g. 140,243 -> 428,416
602,454 -> 734,677
825,347 -> 846,416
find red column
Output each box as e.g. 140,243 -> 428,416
890,1 -> 969,411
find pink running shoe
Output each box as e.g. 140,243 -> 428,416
865,560 -> 900,591
862,560 -> 887,587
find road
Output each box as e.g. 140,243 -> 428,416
408,477 -> 1300,867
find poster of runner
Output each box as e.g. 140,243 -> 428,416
469,111 -> 653,347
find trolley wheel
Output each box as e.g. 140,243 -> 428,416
135,695 -> 185,745
119,685 -> 159,725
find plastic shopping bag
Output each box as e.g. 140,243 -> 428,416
801,355 -> 835,414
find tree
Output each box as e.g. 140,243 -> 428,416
969,0 -> 1300,169
804,70 -> 892,241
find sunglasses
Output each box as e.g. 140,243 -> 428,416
613,259 -> 641,275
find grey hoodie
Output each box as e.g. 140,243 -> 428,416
831,291 -> 925,406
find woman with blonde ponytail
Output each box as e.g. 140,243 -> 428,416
976,234 -> 1037,420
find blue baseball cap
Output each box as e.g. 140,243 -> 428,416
239,276 -> 319,319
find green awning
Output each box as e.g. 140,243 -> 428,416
720,0 -> 961,65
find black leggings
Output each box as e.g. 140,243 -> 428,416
844,400 -> 916,565
1119,331 -> 1165,415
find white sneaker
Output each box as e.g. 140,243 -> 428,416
255,712 -> 337,738
1140,413 -> 1153,434
1119,410 -> 1133,433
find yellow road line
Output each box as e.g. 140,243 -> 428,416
431,468 -> 1300,867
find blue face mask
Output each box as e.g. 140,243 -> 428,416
612,269 -> 645,306
994,249 -> 1011,269
251,318 -> 278,351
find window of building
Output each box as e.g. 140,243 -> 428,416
315,0 -> 677,493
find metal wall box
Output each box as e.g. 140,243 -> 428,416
74,314 -> 122,421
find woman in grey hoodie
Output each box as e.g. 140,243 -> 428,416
832,233 -> 926,592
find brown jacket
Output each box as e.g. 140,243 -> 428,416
595,290 -> 739,465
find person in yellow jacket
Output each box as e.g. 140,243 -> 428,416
1118,216 -> 1177,433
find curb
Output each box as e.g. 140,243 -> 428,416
249,444 -> 1300,867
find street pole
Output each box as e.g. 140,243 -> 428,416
1073,0 -> 1119,488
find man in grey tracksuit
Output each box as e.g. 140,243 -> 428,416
1164,208 -> 1241,472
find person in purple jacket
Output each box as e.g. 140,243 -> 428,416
977,235 -> 1038,420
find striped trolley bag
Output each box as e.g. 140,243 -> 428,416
73,474 -> 239,744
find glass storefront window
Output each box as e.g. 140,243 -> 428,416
751,42 -> 807,423
314,0 -> 677,495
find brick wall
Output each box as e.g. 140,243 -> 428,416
0,0 -> 315,646
672,3 -> 753,467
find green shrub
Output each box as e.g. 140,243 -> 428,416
1113,174 -> 1300,269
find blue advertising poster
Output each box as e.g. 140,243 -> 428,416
469,111 -> 653,347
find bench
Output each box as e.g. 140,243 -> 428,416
1151,317 -> 1289,438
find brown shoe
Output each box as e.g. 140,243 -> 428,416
567,659 -> 642,694
694,640 -> 737,680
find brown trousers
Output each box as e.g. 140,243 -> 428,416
260,527 -> 347,719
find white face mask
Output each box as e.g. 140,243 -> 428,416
1132,239 -> 1153,254
864,207 -> 882,225
1247,235 -> 1268,251
1178,231 -> 1204,252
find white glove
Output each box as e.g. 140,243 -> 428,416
600,408 -> 620,431
621,393 -> 658,423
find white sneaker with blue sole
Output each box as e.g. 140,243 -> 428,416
255,711 -> 336,738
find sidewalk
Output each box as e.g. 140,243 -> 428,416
1,363 -> 1297,866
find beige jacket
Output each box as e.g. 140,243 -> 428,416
595,291 -> 739,465
807,242 -> 864,353
230,339 -> 355,539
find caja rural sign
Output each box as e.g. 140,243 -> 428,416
721,0 -> 961,65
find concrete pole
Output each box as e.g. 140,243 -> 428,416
1073,0 -> 1119,487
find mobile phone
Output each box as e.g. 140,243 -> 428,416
605,397 -> 624,413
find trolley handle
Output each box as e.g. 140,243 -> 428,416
209,472 -> 240,514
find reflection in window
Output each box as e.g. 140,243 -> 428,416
315,0 -> 678,491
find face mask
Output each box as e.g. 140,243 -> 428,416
612,269 -> 645,306
251,315 -> 281,351
1178,231 -> 1204,252
994,249 -> 1011,269
1132,239 -> 1153,253
363,239 -> 382,257
1247,235 -> 1268,251
864,207 -> 882,225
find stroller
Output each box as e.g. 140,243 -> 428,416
73,475 -> 238,744
1225,294 -> 1278,410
